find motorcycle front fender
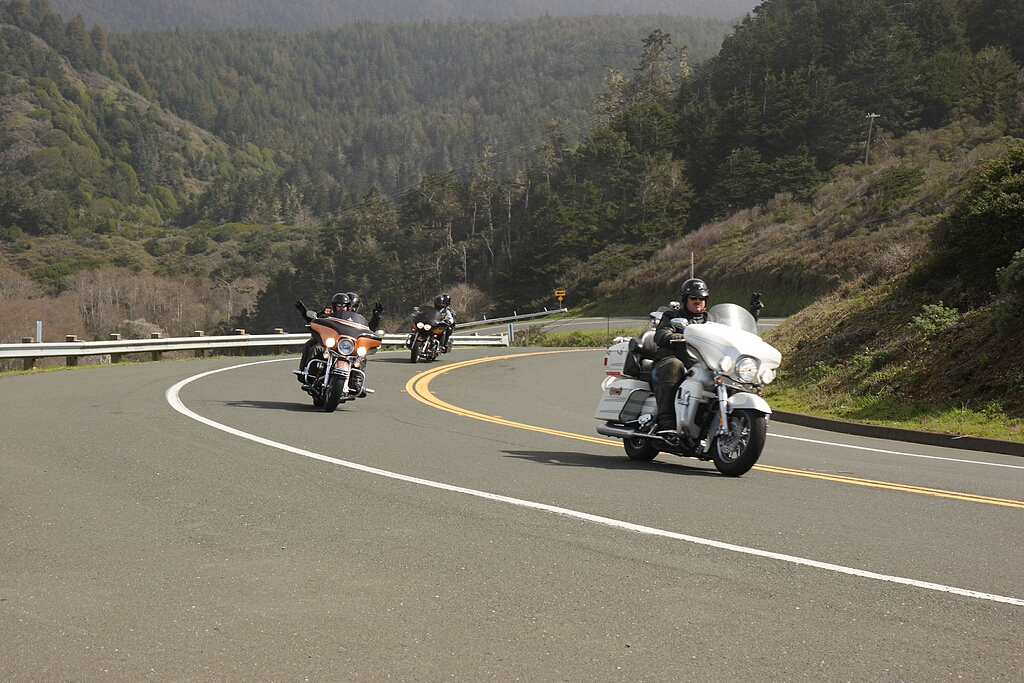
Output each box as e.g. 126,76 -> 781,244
727,391 -> 772,415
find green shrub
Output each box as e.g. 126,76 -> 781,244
908,302 -> 959,336
996,249 -> 1024,296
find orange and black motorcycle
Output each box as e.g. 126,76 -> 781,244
294,303 -> 382,412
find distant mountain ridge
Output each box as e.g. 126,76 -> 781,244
48,0 -> 758,31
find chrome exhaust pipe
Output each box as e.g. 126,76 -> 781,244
596,423 -> 637,439
596,423 -> 666,441
598,422 -> 675,444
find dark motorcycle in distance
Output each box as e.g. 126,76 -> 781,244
405,305 -> 451,363
293,303 -> 382,412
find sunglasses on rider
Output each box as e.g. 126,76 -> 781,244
688,296 -> 707,302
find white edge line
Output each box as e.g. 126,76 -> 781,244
166,359 -> 1024,608
770,433 -> 1024,469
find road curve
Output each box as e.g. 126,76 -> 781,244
2,348 -> 1022,681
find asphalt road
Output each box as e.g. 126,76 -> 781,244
2,347 -> 1022,681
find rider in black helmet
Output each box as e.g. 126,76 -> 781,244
652,278 -> 709,434
329,292 -> 351,315
342,291 -> 383,330
433,293 -> 456,353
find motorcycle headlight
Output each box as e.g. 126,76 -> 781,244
356,345 -> 368,357
324,337 -> 336,349
759,366 -> 776,385
719,356 -> 734,373
736,356 -> 759,383
338,339 -> 355,355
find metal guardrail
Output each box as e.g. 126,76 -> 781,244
0,307 -> 574,370
455,307 -> 567,328
0,331 -> 507,370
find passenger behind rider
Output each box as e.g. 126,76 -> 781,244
433,293 -> 456,353
340,291 -> 383,331
653,278 -> 709,434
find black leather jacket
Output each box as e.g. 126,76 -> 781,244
653,308 -> 706,362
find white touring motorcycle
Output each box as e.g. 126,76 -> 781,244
595,303 -> 782,476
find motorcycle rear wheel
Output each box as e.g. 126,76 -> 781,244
624,435 -> 658,461
712,408 -> 766,477
622,438 -> 655,464
323,377 -> 343,413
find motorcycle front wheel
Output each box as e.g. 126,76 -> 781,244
323,376 -> 343,412
712,408 -> 766,477
410,336 -> 423,363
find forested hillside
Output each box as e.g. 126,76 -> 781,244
47,0 -> 759,31
107,15 -> 732,199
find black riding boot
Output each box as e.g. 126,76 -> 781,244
653,356 -> 685,431
655,380 -> 677,431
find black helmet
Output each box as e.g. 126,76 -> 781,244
680,278 -> 709,300
330,292 -> 351,312
434,293 -> 450,308
347,292 -> 361,312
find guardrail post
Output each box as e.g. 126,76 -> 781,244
65,335 -> 78,366
150,332 -> 162,361
109,333 -> 123,363
234,329 -> 246,357
21,337 -> 36,370
274,328 -> 287,355
193,331 -> 206,358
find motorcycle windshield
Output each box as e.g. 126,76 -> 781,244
317,315 -> 379,339
704,303 -> 760,335
410,306 -> 445,327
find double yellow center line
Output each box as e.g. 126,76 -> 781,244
405,350 -> 1024,509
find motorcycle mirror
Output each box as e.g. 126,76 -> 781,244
376,329 -> 385,336
306,309 -> 318,320
670,317 -> 689,331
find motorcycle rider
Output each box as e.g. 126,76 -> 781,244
652,278 -> 709,435
434,293 -> 456,353
749,292 -> 764,321
342,291 -> 384,331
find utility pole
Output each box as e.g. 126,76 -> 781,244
864,113 -> 880,164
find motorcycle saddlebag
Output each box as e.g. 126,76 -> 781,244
595,379 -> 654,422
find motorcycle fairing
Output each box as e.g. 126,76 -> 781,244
311,315 -> 377,338
683,322 -> 781,373
410,306 -> 445,328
